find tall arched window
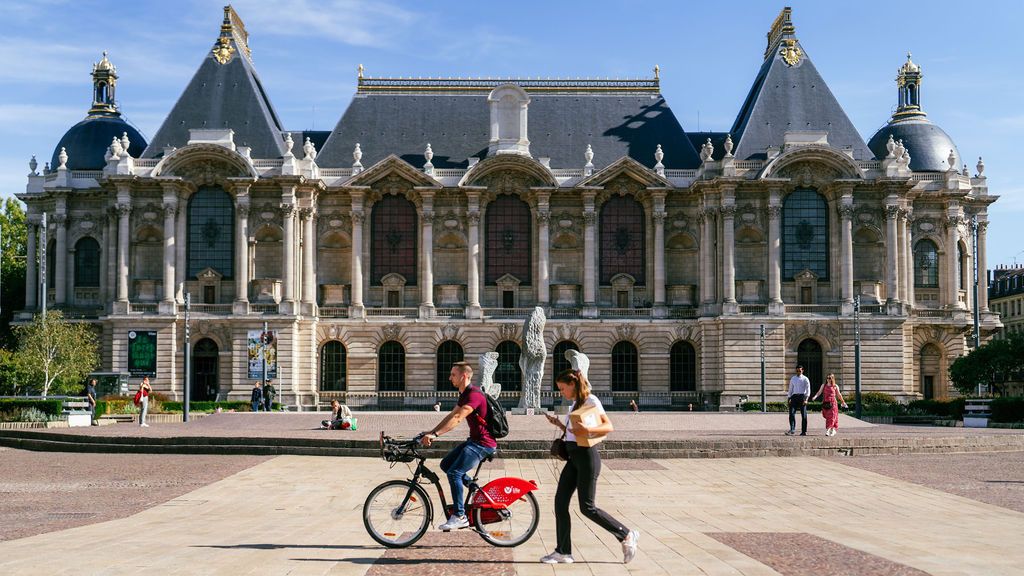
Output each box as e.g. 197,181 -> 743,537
670,341 -> 697,392
187,186 -> 235,279
436,340 -> 464,391
46,239 -> 55,290
378,341 -> 405,391
74,237 -> 101,287
485,194 -> 531,284
551,340 -> 579,389
958,243 -> 967,291
495,340 -> 522,392
320,341 -> 347,392
611,341 -> 639,392
371,195 -> 417,285
600,196 -> 645,284
914,239 -> 939,288
797,339 -> 824,398
782,188 -> 828,280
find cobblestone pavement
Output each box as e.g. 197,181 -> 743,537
1,447 -> 1023,575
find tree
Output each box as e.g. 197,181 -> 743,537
13,310 -> 98,396
949,332 -> 1024,396
0,198 -> 27,349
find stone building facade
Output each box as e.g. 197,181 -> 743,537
17,7 -> 1001,409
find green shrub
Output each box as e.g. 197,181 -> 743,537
990,397 -> 1024,423
162,401 -> 262,412
907,398 -> 965,418
0,399 -> 63,419
97,394 -> 136,415
19,407 -> 56,422
742,401 -> 844,413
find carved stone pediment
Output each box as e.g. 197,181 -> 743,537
793,269 -> 819,282
197,267 -> 223,281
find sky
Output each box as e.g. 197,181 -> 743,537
2,0 -> 1022,270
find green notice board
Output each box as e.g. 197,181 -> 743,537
128,330 -> 158,377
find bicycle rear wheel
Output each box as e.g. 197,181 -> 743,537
363,480 -> 432,548
472,491 -> 539,547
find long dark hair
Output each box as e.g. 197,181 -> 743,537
555,368 -> 591,407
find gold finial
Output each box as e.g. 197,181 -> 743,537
358,63 -> 364,79
212,37 -> 235,64
654,64 -> 660,80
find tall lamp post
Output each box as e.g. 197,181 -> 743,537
971,216 -> 982,396
184,293 -> 191,422
39,213 -> 47,318
760,324 -> 766,412
854,295 -> 862,419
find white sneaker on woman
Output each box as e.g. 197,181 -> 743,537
622,529 -> 639,563
540,551 -> 574,564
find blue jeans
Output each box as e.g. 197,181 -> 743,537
788,395 -> 807,434
439,439 -> 495,517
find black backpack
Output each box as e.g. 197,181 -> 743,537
472,387 -> 509,439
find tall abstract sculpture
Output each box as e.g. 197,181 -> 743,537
478,351 -> 500,398
565,349 -> 590,379
518,306 -> 547,410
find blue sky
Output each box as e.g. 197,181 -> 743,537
2,0 -> 1022,269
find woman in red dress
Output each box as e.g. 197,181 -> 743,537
811,373 -> 847,436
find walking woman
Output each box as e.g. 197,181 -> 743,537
811,373 -> 848,436
541,368 -> 639,564
137,377 -> 152,428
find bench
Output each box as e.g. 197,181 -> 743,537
963,399 -> 992,428
62,397 -> 93,427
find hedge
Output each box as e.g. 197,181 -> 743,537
162,401 -> 280,412
991,397 -> 1024,423
741,401 -> 838,412
907,398 -> 966,419
0,399 -> 64,417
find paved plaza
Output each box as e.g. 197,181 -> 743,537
1,412 -> 1023,575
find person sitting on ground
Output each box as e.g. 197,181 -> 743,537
321,399 -> 352,429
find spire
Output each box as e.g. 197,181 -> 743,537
215,5 -> 252,65
891,53 -> 927,122
764,7 -> 798,63
87,51 -> 120,118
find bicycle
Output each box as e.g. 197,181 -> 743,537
363,432 -> 540,548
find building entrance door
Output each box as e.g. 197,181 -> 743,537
192,338 -> 219,401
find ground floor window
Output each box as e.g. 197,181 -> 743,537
611,341 -> 639,392
436,340 -> 464,391
495,341 -> 522,392
670,341 -> 697,391
378,341 -> 405,391
320,341 -> 347,392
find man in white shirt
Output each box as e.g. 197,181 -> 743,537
786,365 -> 812,436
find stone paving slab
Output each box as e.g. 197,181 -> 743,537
2,453 -> 1024,575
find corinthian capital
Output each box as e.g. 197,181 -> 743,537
536,211 -> 551,224
350,211 -> 365,225
116,203 -> 132,217
885,205 -> 901,219
837,205 -> 854,220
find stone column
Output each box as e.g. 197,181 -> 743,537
108,209 -> 119,306
839,193 -> 854,315
767,191 -> 782,314
977,219 -> 989,311
301,208 -> 316,307
536,191 -> 551,307
281,203 -> 296,312
349,192 -> 365,317
116,203 -> 131,304
897,208 -> 909,304
161,200 -> 178,312
175,194 -> 187,302
903,207 -> 915,308
466,206 -> 481,319
652,192 -> 666,317
885,199 -> 900,309
236,202 -> 250,303
582,192 -> 597,316
25,222 -> 37,309
720,196 -> 737,314
419,197 -> 435,317
945,214 -> 961,309
54,214 -> 68,306
700,204 -> 717,314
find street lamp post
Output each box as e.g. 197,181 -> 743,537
854,295 -> 862,419
39,212 -> 46,318
971,216 -> 983,396
760,324 -> 766,412
184,293 -> 191,422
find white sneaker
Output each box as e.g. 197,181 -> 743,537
438,514 -> 469,531
622,529 -> 639,563
540,551 -> 575,564
140,423 -> 149,427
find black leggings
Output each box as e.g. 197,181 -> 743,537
554,442 -> 630,555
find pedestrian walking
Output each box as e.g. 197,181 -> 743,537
137,377 -> 152,427
85,378 -> 98,426
251,381 -> 263,412
540,368 -> 639,564
263,379 -> 276,412
811,373 -> 848,436
786,365 -> 811,436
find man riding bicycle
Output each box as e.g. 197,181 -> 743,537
420,361 -> 497,531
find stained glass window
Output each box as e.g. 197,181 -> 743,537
600,195 -> 645,284
782,188 -> 828,280
187,187 -> 235,279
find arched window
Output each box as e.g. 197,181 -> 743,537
782,188 -> 828,280
436,340 -> 464,391
495,340 -> 522,392
958,243 -> 967,291
914,239 -> 939,288
611,341 -> 639,392
46,239 -> 55,290
551,340 -> 579,389
378,341 -> 405,391
371,195 -> 417,285
600,196 -> 645,284
485,194 -> 531,284
320,341 -> 347,392
797,339 -> 824,398
74,237 -> 101,287
187,186 -> 235,279
670,341 -> 697,392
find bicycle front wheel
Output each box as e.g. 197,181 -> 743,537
363,480 -> 432,548
473,491 -> 539,547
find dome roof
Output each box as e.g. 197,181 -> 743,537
868,119 -> 960,172
50,117 -> 147,171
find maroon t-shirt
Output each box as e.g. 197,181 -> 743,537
458,387 -> 497,448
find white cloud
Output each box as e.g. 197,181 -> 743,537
232,0 -> 419,48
